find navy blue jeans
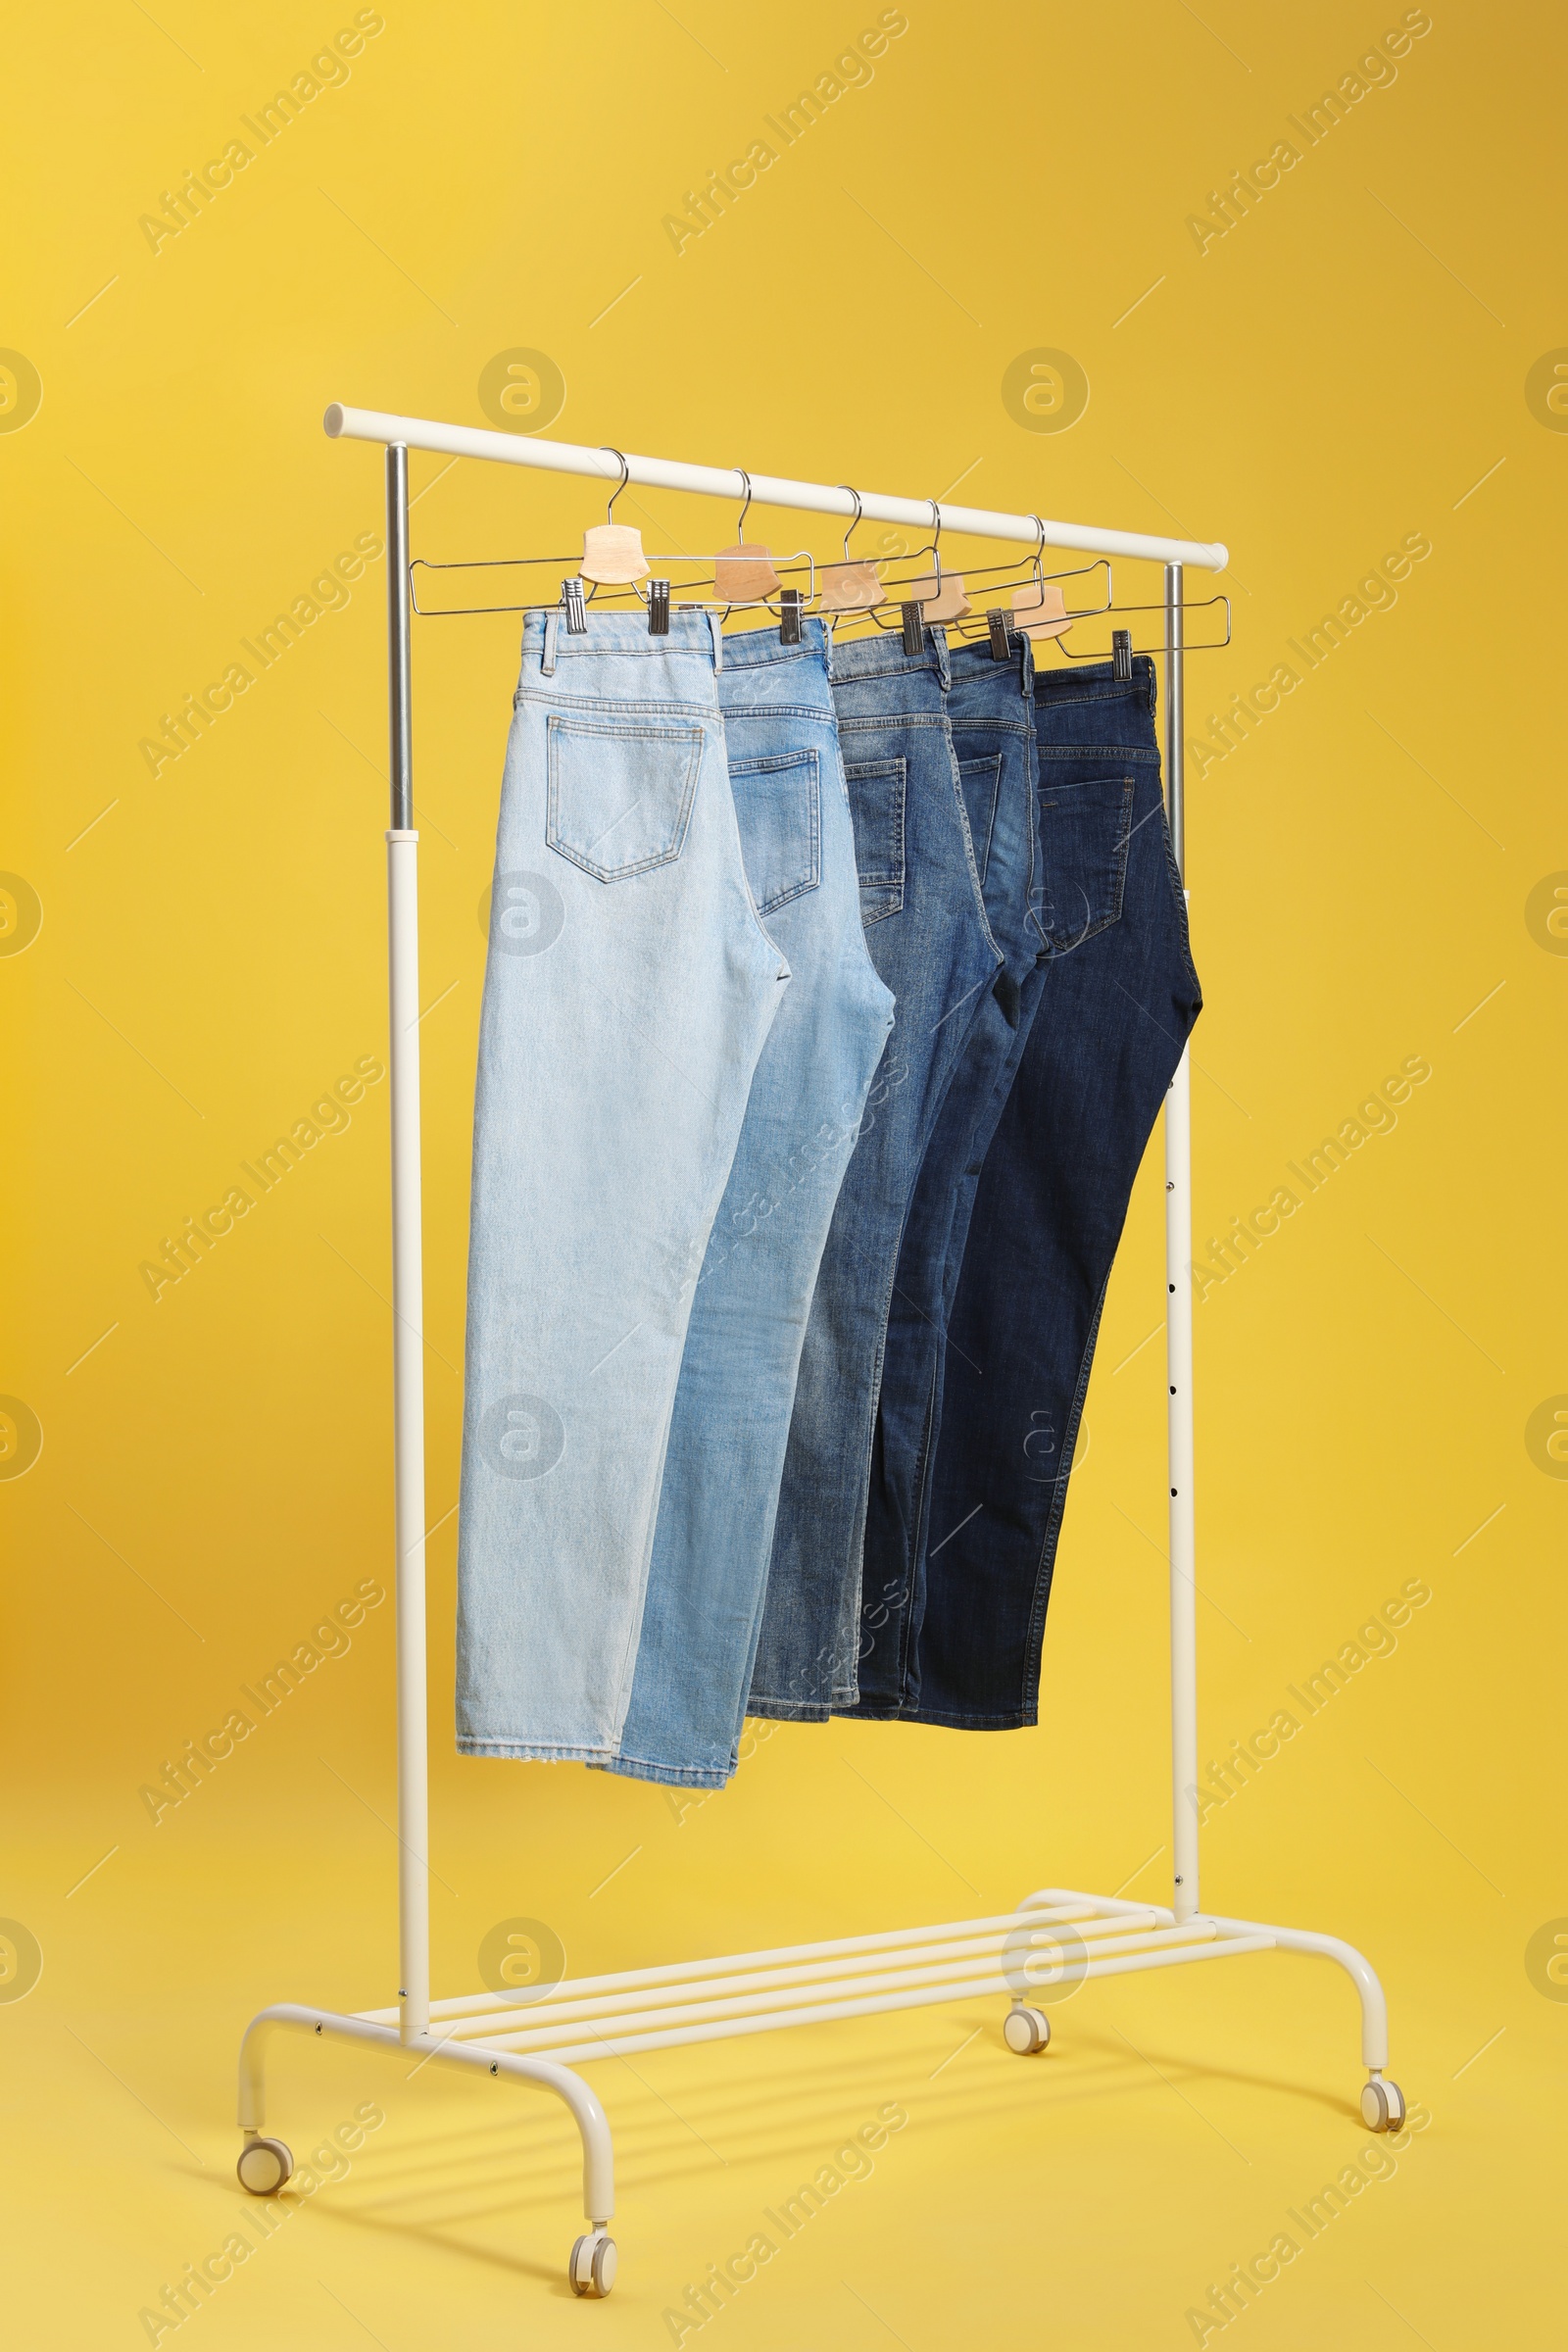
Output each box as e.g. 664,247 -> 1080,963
852,634 -> 1046,1711
748,626 -> 1001,1720
894,655 -> 1200,1729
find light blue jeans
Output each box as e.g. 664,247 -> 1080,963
456,611 -> 787,1761
598,621 -> 894,1787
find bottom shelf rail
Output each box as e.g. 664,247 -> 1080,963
234,1884 -> 1403,2299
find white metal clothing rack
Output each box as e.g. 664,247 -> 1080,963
234,406 -> 1403,2298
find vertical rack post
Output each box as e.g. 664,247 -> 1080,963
1163,561 -> 1200,1924
384,443 -> 430,2040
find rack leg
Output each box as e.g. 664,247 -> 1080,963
235,2005 -> 617,2275
1163,563 -> 1199,1924
384,444 -> 430,2046
1164,1053 -> 1198,1921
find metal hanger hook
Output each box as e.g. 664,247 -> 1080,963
1029,513 -> 1046,581
838,484 -> 863,560
929,498 -> 944,578
600,447 -> 630,521
733,468 -> 754,543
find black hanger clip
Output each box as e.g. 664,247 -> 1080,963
986,608 -> 1014,661
1111,627 -> 1132,681
563,577 -> 588,635
648,578 -> 670,636
901,601 -> 924,657
778,587 -> 803,646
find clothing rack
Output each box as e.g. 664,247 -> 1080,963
233,407 -> 1403,2298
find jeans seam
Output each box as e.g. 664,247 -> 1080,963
1157,810 -> 1202,998
724,705 -> 835,725
947,731 -> 1004,966
518,688 -> 715,719
1017,1278 -> 1108,1719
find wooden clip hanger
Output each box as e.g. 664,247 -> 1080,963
713,470 -> 781,601
581,449 -> 651,585
817,486 -> 885,612
898,499 -> 971,621
1011,579 -> 1071,640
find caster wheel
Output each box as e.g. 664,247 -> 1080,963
1360,2077 -> 1406,2132
236,2135 -> 294,2194
569,2231 -> 617,2297
1004,2005 -> 1051,2055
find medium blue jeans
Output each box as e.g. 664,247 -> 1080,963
598,622 -> 894,1788
456,611 -> 787,1762
906,656 -> 1202,1728
852,633 -> 1046,1713
748,625 -> 1003,1721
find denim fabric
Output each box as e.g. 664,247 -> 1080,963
596,622 -> 894,1788
905,655 -> 1202,1729
851,633 -> 1046,1713
456,611 -> 788,1762
748,625 -> 1003,1721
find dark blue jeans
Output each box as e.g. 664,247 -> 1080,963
748,626 -> 1002,1720
852,634 -> 1047,1712
894,655 -> 1200,1729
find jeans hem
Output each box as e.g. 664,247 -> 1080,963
456,1736 -> 616,1763
748,1693 -> 847,1722
859,1703 -> 1037,1730
588,1752 -> 732,1789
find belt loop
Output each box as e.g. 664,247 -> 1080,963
708,612 -> 724,673
1018,632 -> 1035,698
932,626 -> 950,694
541,611 -> 558,675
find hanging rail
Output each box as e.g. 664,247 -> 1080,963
322,404 -> 1229,571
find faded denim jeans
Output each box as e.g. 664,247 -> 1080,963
456,611 -> 787,1761
748,625 -> 1003,1721
599,621 -> 894,1788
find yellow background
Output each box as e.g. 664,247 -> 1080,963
4,2 -> 1562,2343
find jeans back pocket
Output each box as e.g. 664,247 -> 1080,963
1036,768 -> 1135,951
546,713 -> 704,882
729,749 -> 821,915
843,757 -> 906,924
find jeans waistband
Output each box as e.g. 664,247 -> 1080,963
826,621 -> 951,692
1033,652 -> 1156,707
949,633 -> 1035,699
719,615 -> 831,672
520,606 -> 725,677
